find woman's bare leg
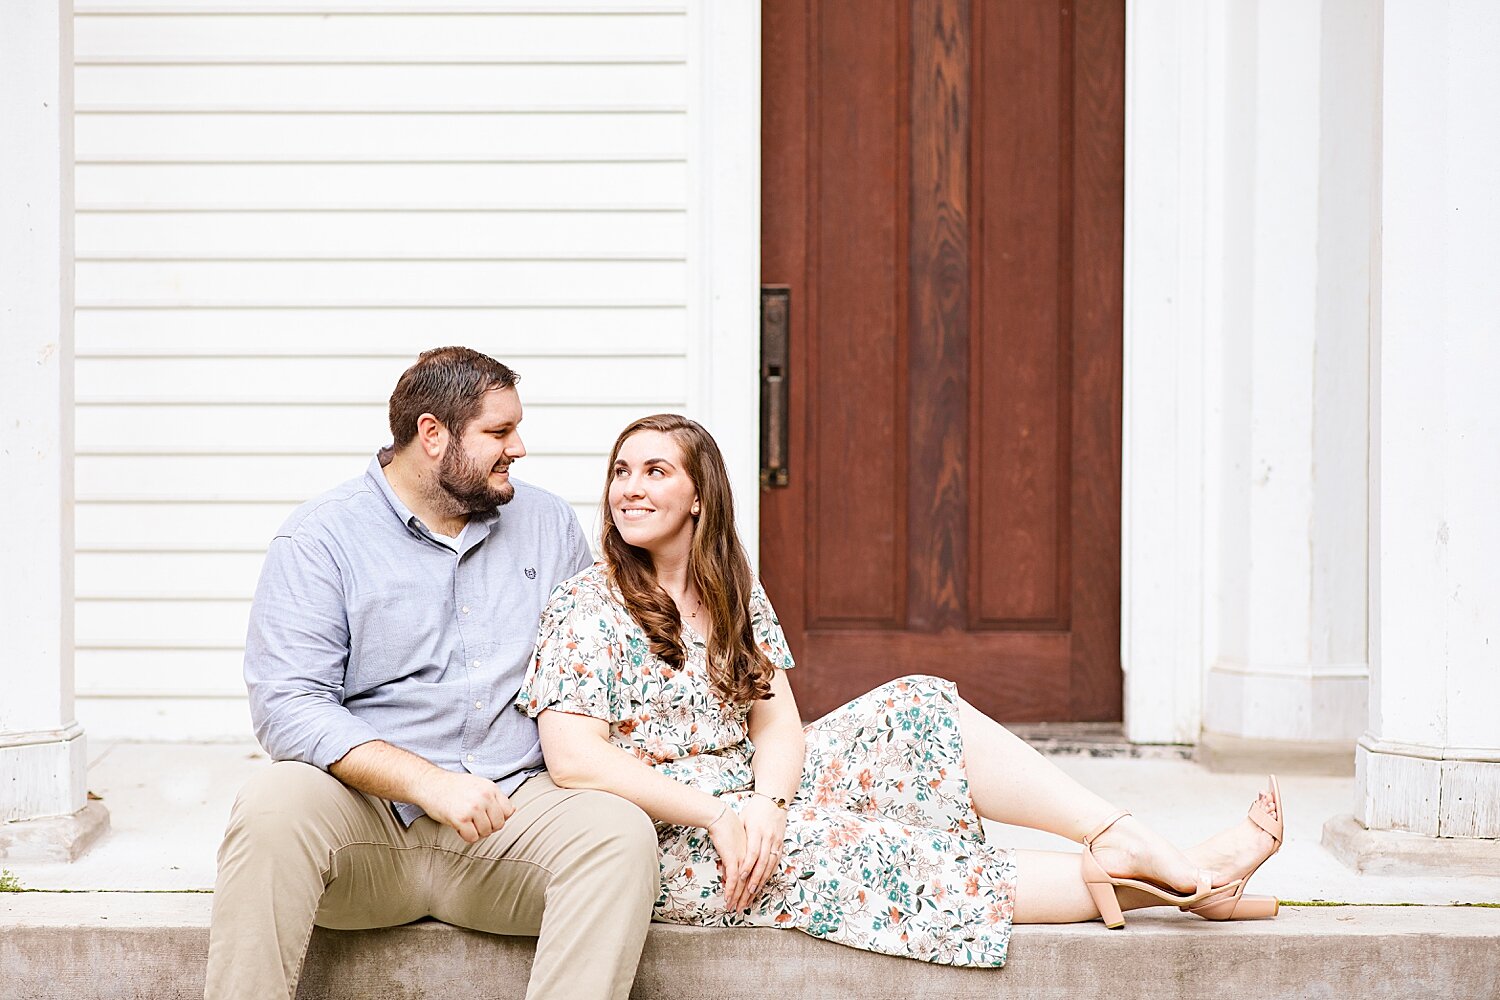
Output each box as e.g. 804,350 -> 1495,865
956,698 -> 1210,895
952,697 -> 1280,923
1010,850 -> 1174,924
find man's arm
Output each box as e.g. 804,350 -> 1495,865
564,502 -> 593,576
330,741 -> 514,843
244,531 -> 382,767
246,531 -> 512,841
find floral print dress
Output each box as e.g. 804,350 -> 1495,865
515,564 -> 1018,967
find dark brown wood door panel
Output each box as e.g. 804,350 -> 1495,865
760,0 -> 1122,723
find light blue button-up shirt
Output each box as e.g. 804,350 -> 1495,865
244,454 -> 592,824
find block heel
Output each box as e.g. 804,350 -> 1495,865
1080,810 -> 1242,929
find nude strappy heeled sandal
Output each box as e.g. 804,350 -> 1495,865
1182,774 -> 1283,921
1080,810 -> 1243,929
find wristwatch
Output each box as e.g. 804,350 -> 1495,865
754,791 -> 789,810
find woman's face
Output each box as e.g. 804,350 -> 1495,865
609,429 -> 698,560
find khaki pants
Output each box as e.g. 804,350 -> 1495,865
205,763 -> 658,1000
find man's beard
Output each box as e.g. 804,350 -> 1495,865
436,439 -> 515,516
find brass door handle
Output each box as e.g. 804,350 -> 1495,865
760,286 -> 790,487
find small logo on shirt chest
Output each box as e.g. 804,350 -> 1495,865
524,567 -> 537,580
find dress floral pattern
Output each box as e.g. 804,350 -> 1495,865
515,564 -> 1017,967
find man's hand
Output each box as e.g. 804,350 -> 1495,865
416,769 -> 516,843
330,740 -> 515,844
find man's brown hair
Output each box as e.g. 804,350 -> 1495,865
387,346 -> 520,449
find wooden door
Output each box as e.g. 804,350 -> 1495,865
760,0 -> 1124,722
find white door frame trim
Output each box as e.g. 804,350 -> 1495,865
689,0 -> 763,567
1120,0 -> 1225,743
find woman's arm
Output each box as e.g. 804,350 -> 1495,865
746,670 -> 805,802
537,708 -> 751,890
538,708 -> 723,827
730,670 -> 805,909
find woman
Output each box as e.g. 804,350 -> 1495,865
515,414 -> 1282,967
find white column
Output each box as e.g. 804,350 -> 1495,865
0,0 -> 104,860
1200,0 -> 1377,763
1124,0 -> 1378,756
1357,0 -> 1500,839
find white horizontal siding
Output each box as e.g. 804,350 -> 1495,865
75,307 -> 687,353
77,260 -> 685,305
76,211 -> 687,256
76,649 -> 244,698
77,163 -> 686,207
75,12 -> 687,60
77,62 -> 687,108
79,698 -> 258,744
73,1 -> 697,740
77,113 -> 685,160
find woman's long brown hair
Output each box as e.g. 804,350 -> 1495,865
600,414 -> 775,706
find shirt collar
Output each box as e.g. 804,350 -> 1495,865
364,453 -> 501,550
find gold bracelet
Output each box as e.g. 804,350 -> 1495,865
753,791 -> 789,810
706,802 -> 729,828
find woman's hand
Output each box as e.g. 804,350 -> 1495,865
706,804 -> 749,901
725,795 -> 788,910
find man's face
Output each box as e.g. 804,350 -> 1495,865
437,387 -> 526,514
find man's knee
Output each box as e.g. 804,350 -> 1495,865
561,790 -> 659,882
232,760 -> 338,819
221,761 -> 346,858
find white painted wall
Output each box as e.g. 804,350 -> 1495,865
70,1 -> 759,740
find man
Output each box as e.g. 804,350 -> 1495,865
206,347 -> 658,1000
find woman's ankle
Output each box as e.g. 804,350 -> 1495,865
1090,815 -> 1205,895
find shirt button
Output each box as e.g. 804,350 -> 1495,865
466,754 -> 475,763
471,659 -> 481,668
461,606 -> 470,615
475,701 -> 484,709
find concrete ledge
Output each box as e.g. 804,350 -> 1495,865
1323,813 -> 1500,876
4,893 -> 1499,999
0,801 -> 110,863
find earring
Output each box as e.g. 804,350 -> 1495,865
691,502 -> 701,516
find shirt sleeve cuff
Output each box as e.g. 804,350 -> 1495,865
308,715 -> 384,771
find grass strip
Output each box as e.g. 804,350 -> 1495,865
3,888 -> 212,894
1281,900 -> 1500,908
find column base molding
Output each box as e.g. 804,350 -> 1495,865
1203,660 -> 1368,744
0,726 -> 88,823
1355,736 -> 1500,838
0,800 -> 110,863
1322,813 -> 1500,877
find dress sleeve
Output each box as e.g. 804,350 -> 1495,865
516,577 -> 622,722
749,581 -> 796,671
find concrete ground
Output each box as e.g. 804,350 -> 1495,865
5,740 -> 1498,904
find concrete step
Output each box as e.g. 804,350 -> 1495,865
4,893 -> 1498,1000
